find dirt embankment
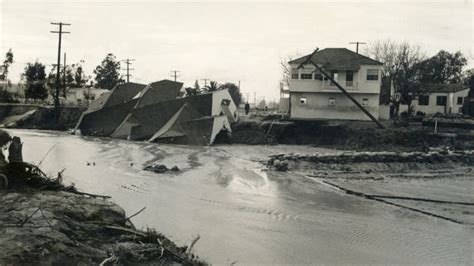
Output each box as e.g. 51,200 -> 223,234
0,105 -> 84,130
231,120 -> 474,151
0,191 -> 205,265
267,150 -> 474,173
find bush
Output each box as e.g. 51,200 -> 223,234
415,111 -> 426,117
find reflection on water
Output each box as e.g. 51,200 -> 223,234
10,129 -> 473,264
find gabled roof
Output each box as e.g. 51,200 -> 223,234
104,82 -> 147,108
427,83 -> 468,94
289,48 -> 383,70
128,93 -> 214,140
148,103 -> 203,142
135,80 -> 183,108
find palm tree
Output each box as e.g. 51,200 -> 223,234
204,81 -> 221,92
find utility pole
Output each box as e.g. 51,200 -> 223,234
121,58 -> 135,83
63,52 -> 67,98
170,70 -> 180,82
50,22 -> 71,115
201,78 -> 209,87
349,41 -> 366,54
254,91 -> 256,107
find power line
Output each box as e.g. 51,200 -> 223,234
349,41 -> 366,54
170,70 -> 180,82
50,22 -> 70,112
121,58 -> 135,83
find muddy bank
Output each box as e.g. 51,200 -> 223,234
0,105 -> 84,130
231,120 -> 474,151
0,191 -> 205,265
0,130 -> 204,265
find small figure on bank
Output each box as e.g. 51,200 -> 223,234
244,102 -> 250,115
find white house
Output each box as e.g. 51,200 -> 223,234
288,48 -> 383,121
401,84 -> 469,115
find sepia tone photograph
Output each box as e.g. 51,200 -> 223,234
0,0 -> 473,264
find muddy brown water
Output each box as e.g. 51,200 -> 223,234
10,129 -> 473,264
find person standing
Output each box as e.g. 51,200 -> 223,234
244,102 -> 250,115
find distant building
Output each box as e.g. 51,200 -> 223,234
400,84 -> 469,115
46,87 -> 109,106
288,48 -> 383,121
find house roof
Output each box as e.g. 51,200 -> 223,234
135,80 -> 183,108
104,82 -> 147,108
427,83 -> 468,94
289,48 -> 383,70
128,93 -> 214,140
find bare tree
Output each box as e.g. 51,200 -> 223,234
280,53 -> 301,88
365,40 -> 425,117
392,42 -> 426,117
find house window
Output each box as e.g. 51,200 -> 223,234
330,71 -> 338,86
301,73 -> 312,79
362,98 -> 369,106
328,98 -> 336,106
436,96 -> 447,106
367,69 -> 379,81
457,97 -> 464,105
346,71 -> 354,87
418,95 -> 429,106
300,97 -> 307,104
291,68 -> 299,79
314,70 -> 323,80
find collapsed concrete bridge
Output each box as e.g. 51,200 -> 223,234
74,80 -> 237,145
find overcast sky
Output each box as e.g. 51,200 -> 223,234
1,0 -> 473,102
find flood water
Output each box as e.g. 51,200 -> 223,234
10,129 -> 473,264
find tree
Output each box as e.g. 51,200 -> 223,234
184,80 -> 202,96
71,63 -> 87,88
184,87 -> 199,96
463,69 -> 474,97
280,53 -> 301,88
0,49 -> 13,80
364,40 -> 399,104
417,50 -> 467,84
23,62 -> 48,100
392,42 -> 426,117
365,40 -> 425,117
0,49 -> 15,102
204,80 -> 221,92
94,53 -> 123,90
220,82 -> 242,106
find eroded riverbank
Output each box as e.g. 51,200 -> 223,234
8,129 -> 474,264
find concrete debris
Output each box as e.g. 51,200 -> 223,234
75,80 -> 237,145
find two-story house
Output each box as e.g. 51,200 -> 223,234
288,48 -> 383,121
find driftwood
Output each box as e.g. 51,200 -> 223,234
99,255 -> 118,266
186,234 -> 201,254
126,206 -> 146,222
104,225 -> 147,237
